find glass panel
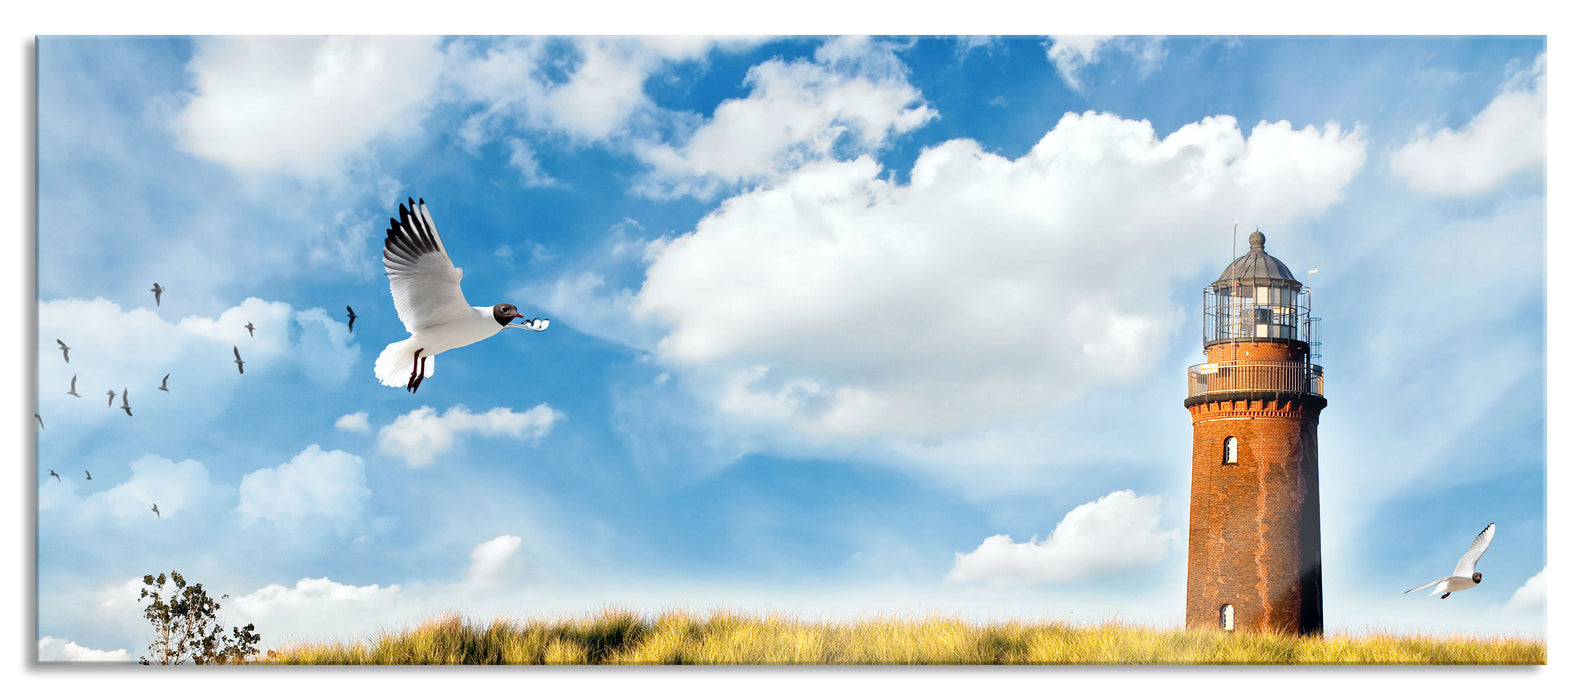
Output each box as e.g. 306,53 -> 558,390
1255,286 -> 1269,304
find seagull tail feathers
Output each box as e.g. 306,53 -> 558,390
375,337 -> 436,387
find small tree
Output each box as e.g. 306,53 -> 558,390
138,570 -> 262,665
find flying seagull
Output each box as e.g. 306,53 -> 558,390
245,322 -> 254,337
159,373 -> 170,392
346,306 -> 357,333
107,389 -> 116,408
233,346 -> 245,374
374,198 -> 548,393
67,374 -> 80,397
35,412 -> 44,429
120,388 -> 132,417
48,469 -> 60,482
1406,522 -> 1495,599
85,470 -> 91,481
151,282 -> 163,306
151,503 -> 160,518
56,339 -> 70,363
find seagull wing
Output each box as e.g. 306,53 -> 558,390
1405,576 -> 1449,595
383,198 -> 473,333
1452,522 -> 1495,578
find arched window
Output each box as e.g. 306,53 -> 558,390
1223,436 -> 1238,464
1220,604 -> 1234,631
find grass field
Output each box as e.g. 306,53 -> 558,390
258,608 -> 1545,665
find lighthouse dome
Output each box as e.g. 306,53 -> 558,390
1214,230 -> 1301,289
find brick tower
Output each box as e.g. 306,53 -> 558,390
1184,230 -> 1325,635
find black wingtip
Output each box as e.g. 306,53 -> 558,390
408,197 -> 416,207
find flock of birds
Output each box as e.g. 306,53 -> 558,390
39,281 -> 361,519
38,197 -> 549,523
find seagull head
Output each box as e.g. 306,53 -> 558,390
1472,572 -> 1483,584
492,303 -> 526,327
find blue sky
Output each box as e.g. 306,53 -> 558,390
25,31 -> 1554,669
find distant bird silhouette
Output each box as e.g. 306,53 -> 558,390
67,374 -> 80,397
85,470 -> 91,481
151,503 -> 160,518
346,306 -> 357,333
233,346 -> 245,374
35,412 -> 44,429
151,282 -> 163,306
48,469 -> 60,482
159,373 -> 170,392
120,389 -> 132,417
106,389 -> 116,408
245,322 -> 255,337
56,339 -> 70,363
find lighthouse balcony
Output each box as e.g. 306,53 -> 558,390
1186,360 -> 1325,400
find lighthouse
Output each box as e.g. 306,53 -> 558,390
1184,230 -> 1325,635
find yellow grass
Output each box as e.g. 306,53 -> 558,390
259,608 -> 1545,665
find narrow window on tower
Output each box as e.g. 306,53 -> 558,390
1223,436 -> 1238,464
1221,604 -> 1235,631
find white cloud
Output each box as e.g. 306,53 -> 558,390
176,36 -> 445,179
236,445 -> 370,526
37,636 -> 133,663
445,36 -> 746,146
506,137 -> 557,187
627,113 -> 1365,446
376,404 -> 564,468
465,534 -> 525,586
335,411 -> 371,433
37,297 -> 361,451
636,36 -> 936,198
93,454 -> 216,521
1045,36 -> 1167,92
229,577 -> 405,645
1389,53 -> 1545,196
1503,566 -> 1546,612
947,490 -> 1180,585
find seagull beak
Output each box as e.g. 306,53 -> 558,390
513,313 -> 525,320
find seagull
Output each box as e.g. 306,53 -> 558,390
151,503 -> 160,518
245,322 -> 255,337
107,389 -> 116,408
233,346 -> 245,374
48,469 -> 60,482
1406,522 -> 1495,599
374,198 -> 548,393
120,388 -> 132,417
56,339 -> 70,363
159,373 -> 170,392
67,374 -> 80,397
85,470 -> 91,480
35,412 -> 44,429
151,282 -> 163,306
346,306 -> 357,333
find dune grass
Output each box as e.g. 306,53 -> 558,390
259,608 -> 1544,665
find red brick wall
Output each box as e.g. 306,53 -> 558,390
1186,342 -> 1324,635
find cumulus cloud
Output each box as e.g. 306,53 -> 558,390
229,577 -> 405,644
335,412 -> 371,433
465,534 -> 525,586
628,113 -> 1365,444
947,490 -> 1180,585
176,36 -> 445,179
635,36 -> 936,198
376,404 -> 564,467
92,454 -> 216,521
236,445 -> 370,526
1503,566 -> 1546,612
1389,53 -> 1545,196
37,637 -> 133,663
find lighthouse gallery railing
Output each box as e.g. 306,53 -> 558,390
1186,360 -> 1324,399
